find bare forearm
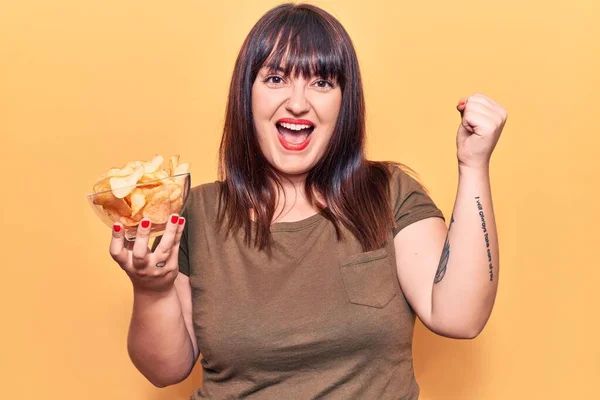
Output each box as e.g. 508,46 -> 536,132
127,287 -> 195,387
431,165 -> 499,338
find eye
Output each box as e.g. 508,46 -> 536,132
264,75 -> 285,85
314,79 -> 334,89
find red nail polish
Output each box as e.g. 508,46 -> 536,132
141,220 -> 150,229
113,224 -> 121,232
171,215 -> 179,224
178,217 -> 185,225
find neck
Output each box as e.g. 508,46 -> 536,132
270,173 -> 326,223
273,176 -> 308,214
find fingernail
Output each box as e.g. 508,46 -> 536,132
171,215 -> 179,224
178,217 -> 185,225
141,219 -> 150,229
113,224 -> 121,232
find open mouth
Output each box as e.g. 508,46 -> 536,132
275,122 -> 315,150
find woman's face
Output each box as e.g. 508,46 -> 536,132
251,65 -> 342,177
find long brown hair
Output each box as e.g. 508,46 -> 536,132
218,2 -> 400,252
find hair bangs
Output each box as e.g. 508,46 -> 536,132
256,10 -> 345,84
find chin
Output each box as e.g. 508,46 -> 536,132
273,165 -> 311,177
269,158 -> 315,177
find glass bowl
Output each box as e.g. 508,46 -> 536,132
87,172 -> 190,241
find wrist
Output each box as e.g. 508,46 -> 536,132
458,162 -> 490,178
132,284 -> 176,301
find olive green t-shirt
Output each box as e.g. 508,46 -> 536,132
175,165 -> 444,399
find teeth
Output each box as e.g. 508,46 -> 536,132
279,122 -> 313,131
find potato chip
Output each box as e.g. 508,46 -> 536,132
108,166 -> 135,177
93,168 -> 128,187
92,178 -> 133,216
174,163 -> 190,175
120,214 -> 142,227
169,155 -> 180,176
93,176 -> 111,194
106,207 -> 140,227
139,169 -> 169,185
143,154 -> 164,174
125,161 -> 144,170
167,184 -> 182,202
110,166 -> 145,199
129,188 -> 147,216
143,189 -> 171,224
154,170 -> 169,180
170,196 -> 183,212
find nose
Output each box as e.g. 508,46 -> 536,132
285,85 -> 310,115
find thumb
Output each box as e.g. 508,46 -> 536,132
456,97 -> 468,116
456,98 -> 473,136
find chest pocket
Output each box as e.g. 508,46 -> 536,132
339,248 -> 398,308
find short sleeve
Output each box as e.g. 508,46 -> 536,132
390,165 -> 445,237
150,210 -> 190,277
178,223 -> 190,276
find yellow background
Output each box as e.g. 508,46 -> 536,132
1,0 -> 598,398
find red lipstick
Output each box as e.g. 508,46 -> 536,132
276,118 -> 315,126
277,133 -> 312,151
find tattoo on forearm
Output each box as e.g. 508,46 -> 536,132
434,214 -> 454,284
476,197 -> 494,281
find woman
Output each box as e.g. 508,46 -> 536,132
109,3 -> 507,399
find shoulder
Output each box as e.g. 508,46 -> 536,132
383,162 -> 430,202
189,180 -> 222,200
183,180 -> 223,218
